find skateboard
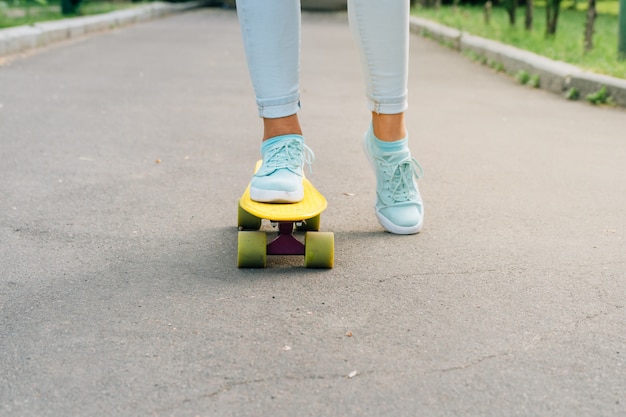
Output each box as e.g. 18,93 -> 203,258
237,160 -> 334,268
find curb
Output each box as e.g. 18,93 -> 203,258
0,1 -> 204,58
410,16 -> 626,107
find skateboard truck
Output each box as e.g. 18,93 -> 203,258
267,222 -> 305,256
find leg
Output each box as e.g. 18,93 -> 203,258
348,0 -> 410,139
236,0 -> 302,122
236,0 -> 312,203
348,0 -> 424,234
372,112 -> 406,142
263,114 -> 302,141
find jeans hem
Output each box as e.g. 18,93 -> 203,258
257,95 -> 301,118
367,95 -> 408,114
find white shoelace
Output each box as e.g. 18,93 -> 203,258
258,139 -> 315,176
378,156 -> 424,204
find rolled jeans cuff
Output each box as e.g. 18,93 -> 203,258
256,92 -> 301,118
367,92 -> 408,114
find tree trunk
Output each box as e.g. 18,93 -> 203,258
584,0 -> 597,52
545,0 -> 561,36
617,0 -> 626,60
505,0 -> 517,26
545,2 -> 551,34
525,0 -> 533,30
61,0 -> 81,15
552,3 -> 561,33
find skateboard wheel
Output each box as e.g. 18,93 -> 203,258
296,214 -> 321,232
237,231 -> 267,268
304,232 -> 334,269
238,202 -> 262,230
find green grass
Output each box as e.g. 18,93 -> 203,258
412,3 -> 626,79
0,1 -> 144,29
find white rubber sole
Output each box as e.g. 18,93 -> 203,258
249,186 -> 304,204
376,209 -> 423,235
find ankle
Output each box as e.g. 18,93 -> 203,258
371,112 -> 406,142
370,129 -> 408,153
263,114 -> 302,141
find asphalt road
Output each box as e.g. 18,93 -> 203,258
1,7 -> 626,417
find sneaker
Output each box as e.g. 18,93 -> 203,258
363,128 -> 424,234
250,134 -> 314,203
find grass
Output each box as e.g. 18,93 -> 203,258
412,2 -> 626,79
0,0 -> 144,29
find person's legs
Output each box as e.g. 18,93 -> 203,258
237,0 -> 302,121
348,0 -> 424,234
236,0 -> 311,203
348,0 -> 409,123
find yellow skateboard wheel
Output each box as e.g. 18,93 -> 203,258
304,232 -> 334,269
237,231 -> 267,268
238,202 -> 262,230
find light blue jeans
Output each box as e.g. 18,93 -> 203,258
236,0 -> 409,118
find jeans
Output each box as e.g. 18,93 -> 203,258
236,0 -> 409,118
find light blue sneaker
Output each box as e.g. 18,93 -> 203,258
363,128 -> 424,234
250,134 -> 314,203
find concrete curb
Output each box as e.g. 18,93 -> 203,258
0,1 -> 203,58
410,16 -> 626,107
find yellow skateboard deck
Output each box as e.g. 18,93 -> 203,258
239,160 -> 327,222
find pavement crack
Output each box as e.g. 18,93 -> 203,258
434,352 -> 513,373
207,373 -> 352,396
205,377 -> 269,398
159,372 -> 357,410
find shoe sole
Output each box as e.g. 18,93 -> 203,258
250,187 -> 304,204
362,132 -> 423,235
375,209 -> 423,235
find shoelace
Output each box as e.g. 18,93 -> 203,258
260,139 -> 315,175
379,156 -> 424,203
